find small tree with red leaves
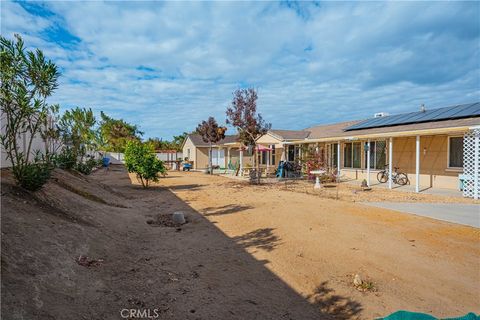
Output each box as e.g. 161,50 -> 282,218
196,117 -> 227,174
226,88 -> 271,183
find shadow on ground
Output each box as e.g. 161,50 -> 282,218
201,204 -> 253,216
1,165 -> 363,320
232,228 -> 281,252
166,184 -> 205,191
308,281 -> 363,319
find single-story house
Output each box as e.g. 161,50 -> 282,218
285,102 -> 479,198
182,134 -> 252,170
182,130 -> 309,171
182,102 -> 479,198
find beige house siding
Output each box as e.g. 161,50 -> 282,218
393,135 -> 460,189
256,133 -> 283,148
324,134 -> 464,190
256,133 -> 287,166
182,137 -> 197,168
195,147 -> 209,170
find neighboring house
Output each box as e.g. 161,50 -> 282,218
182,130 -> 309,171
286,102 -> 480,198
255,129 -> 310,167
182,134 -> 252,170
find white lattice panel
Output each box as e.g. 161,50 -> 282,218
463,129 -> 480,199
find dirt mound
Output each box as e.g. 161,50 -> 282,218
1,167 -> 322,320
0,168 -> 141,319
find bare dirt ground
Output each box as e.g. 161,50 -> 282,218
1,166 -> 479,319
161,171 -> 480,319
1,166 -> 319,320
247,176 -> 479,204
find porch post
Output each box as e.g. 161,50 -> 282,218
415,135 -> 420,193
337,142 -> 341,179
388,137 -> 393,189
367,140 -> 371,187
299,144 -> 302,164
266,146 -> 270,170
239,148 -> 244,173
227,147 -> 231,168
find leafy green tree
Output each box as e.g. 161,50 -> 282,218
196,117 -> 226,174
58,107 -> 96,162
98,111 -> 142,152
144,131 -> 189,152
0,35 -> 60,190
172,132 -> 188,151
124,140 -> 166,188
145,137 -> 168,151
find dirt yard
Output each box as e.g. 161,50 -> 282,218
1,166 -> 479,319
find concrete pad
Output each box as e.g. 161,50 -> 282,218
363,202 -> 480,228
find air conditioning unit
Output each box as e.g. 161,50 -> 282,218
374,112 -> 389,118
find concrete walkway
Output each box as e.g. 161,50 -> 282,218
363,202 -> 480,228
345,179 -> 464,198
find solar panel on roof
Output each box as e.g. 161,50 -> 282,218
380,113 -> 415,126
344,102 -> 480,131
452,103 -> 480,118
430,104 -> 469,120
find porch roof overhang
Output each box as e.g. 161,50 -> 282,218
222,142 -> 242,147
283,125 -> 475,145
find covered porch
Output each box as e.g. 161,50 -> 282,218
221,141 -> 283,177
285,126 -> 480,199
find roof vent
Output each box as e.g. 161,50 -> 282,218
374,112 -> 389,118
420,104 -> 426,112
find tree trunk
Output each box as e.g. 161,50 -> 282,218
255,144 -> 260,184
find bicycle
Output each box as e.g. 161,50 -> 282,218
377,165 -> 409,186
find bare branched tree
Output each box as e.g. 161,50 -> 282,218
226,88 -> 271,183
196,117 -> 227,174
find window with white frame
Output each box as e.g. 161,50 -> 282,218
329,143 -> 338,168
365,140 -> 387,169
448,136 -> 463,168
344,142 -> 361,168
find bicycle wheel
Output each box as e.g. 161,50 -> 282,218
377,171 -> 388,183
396,173 -> 408,186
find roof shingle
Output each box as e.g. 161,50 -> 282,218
187,134 -> 238,146
269,129 -> 311,140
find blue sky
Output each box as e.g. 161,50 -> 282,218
2,1 -> 479,139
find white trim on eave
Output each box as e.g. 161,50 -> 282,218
284,126 -> 473,144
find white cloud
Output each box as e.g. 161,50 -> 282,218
1,1 -> 479,138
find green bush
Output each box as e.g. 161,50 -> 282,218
124,140 -> 166,188
86,157 -> 98,169
54,148 -> 77,169
13,162 -> 52,191
75,162 -> 92,175
75,157 -> 99,175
